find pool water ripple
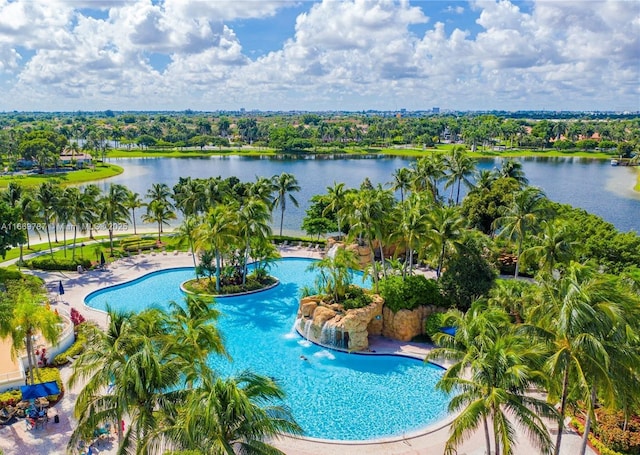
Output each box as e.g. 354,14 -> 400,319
85,258 -> 451,441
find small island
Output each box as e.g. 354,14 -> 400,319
181,273 -> 278,297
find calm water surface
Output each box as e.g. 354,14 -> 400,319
99,155 -> 639,233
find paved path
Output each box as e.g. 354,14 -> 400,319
0,247 -> 595,455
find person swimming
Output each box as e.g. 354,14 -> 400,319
300,355 -> 308,361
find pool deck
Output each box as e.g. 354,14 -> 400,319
0,247 -> 595,455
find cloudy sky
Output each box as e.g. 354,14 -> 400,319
0,0 -> 638,112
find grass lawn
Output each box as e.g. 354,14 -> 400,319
0,163 -> 123,189
107,147 -> 276,158
636,169 -> 640,192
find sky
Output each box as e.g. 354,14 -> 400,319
0,0 -> 638,112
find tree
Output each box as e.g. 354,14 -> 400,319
495,159 -> 529,187
410,154 -> 445,200
427,301 -> 557,455
272,172 -> 300,237
237,199 -> 272,285
493,187 -> 547,278
143,199 -> 176,243
444,146 -> 476,205
0,201 -> 26,260
0,286 -> 61,385
426,205 -> 466,280
323,182 -> 348,238
98,184 -> 130,256
520,219 -> 577,275
35,182 -> 58,256
309,247 -> 360,302
527,263 -> 640,455
195,205 -> 238,292
65,187 -> 91,260
125,191 -> 144,235
175,215 -> 201,273
390,167 -> 412,203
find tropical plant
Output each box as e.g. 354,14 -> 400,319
98,184 -> 130,255
195,205 -> 238,292
425,205 -> 466,280
493,186 -> 547,278
308,247 -> 360,302
427,301 -> 557,455
272,172 -> 301,237
125,191 -> 144,235
143,199 -> 177,243
443,146 -> 476,205
35,182 -> 58,256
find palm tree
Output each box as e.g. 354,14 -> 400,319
146,182 -> 173,207
143,199 -> 176,243
272,172 -> 300,237
495,158 -> 529,187
444,146 -> 476,205
394,193 -> 430,277
82,184 -> 101,240
309,247 -> 360,302
17,192 -> 41,262
98,184 -> 130,256
493,187 -> 547,278
323,182 -> 348,238
237,199 -> 272,285
427,301 -> 557,455
35,182 -> 58,256
174,215 -> 201,272
125,191 -> 143,235
410,154 -> 445,199
3,181 -> 22,207
520,219 -> 577,275
249,176 -> 275,207
58,187 -> 75,257
153,372 -> 302,454
195,205 -> 238,292
0,286 -> 61,385
426,205 -> 466,279
390,167 -> 412,203
64,187 -> 91,260
527,263 -> 640,455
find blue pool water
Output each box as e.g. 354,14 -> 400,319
85,258 -> 450,440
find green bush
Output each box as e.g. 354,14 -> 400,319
27,256 -> 91,271
52,323 -> 89,366
379,275 -> 445,313
424,312 -> 447,340
0,389 -> 22,407
594,410 -> 640,455
342,285 -> 372,310
120,239 -> 158,252
572,418 -> 628,455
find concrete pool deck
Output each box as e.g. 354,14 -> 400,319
0,247 -> 595,455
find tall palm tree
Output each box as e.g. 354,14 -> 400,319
249,176 -> 275,207
427,301 -> 557,455
143,199 -> 176,243
237,199 -> 272,285
146,183 -> 173,207
0,286 -> 61,385
444,146 -> 476,205
426,205 -> 466,279
58,187 -> 75,257
495,158 -> 529,187
393,193 -> 430,278
410,153 -> 445,199
174,215 -> 201,272
526,263 -> 640,455
493,187 -> 547,278
2,181 -> 22,207
65,188 -> 92,260
98,183 -> 130,256
17,192 -> 41,262
195,205 -> 238,292
125,191 -> 143,235
82,184 -> 101,240
272,172 -> 300,237
390,167 -> 412,203
323,182 -> 348,238
35,182 -> 58,256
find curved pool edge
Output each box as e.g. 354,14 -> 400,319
180,277 -> 280,298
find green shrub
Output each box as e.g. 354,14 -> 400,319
342,285 -> 372,310
594,410 -> 640,455
424,312 -> 447,340
571,418 -> 628,455
121,239 -> 158,252
52,323 -> 89,366
27,257 -> 91,271
0,389 -> 22,407
379,275 -> 445,312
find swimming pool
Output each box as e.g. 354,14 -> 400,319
85,258 -> 451,441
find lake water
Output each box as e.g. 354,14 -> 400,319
96,155 -> 639,234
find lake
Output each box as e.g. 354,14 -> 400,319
95,155 -> 639,234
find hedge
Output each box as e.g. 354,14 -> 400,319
27,257 -> 91,271
52,323 -> 89,366
424,312 -> 447,341
572,418 -> 626,455
121,239 -> 157,252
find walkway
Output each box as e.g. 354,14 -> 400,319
0,247 -> 594,455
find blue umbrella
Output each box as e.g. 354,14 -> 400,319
58,281 -> 64,296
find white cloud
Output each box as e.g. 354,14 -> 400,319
0,0 -> 638,111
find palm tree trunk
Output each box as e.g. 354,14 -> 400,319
554,367 -> 571,455
215,251 -> 222,292
72,226 -> 77,260
157,221 -> 161,243
45,223 -> 53,256
367,235 -> 379,293
515,239 -> 522,278
456,179 -> 462,205
378,242 -> 387,279
63,224 -> 67,257
19,244 -> 23,264
437,243 -> 446,279
242,239 -> 250,286
279,206 -> 285,237
25,332 -> 34,384
132,208 -> 137,235
483,415 -> 492,455
579,385 -> 598,455
109,229 -> 114,256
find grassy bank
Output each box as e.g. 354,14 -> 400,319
105,145 -> 615,161
636,169 -> 640,192
0,163 -> 123,189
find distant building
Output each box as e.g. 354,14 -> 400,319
432,107 -> 440,114
59,150 -> 93,167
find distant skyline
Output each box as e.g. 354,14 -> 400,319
0,0 -> 638,113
